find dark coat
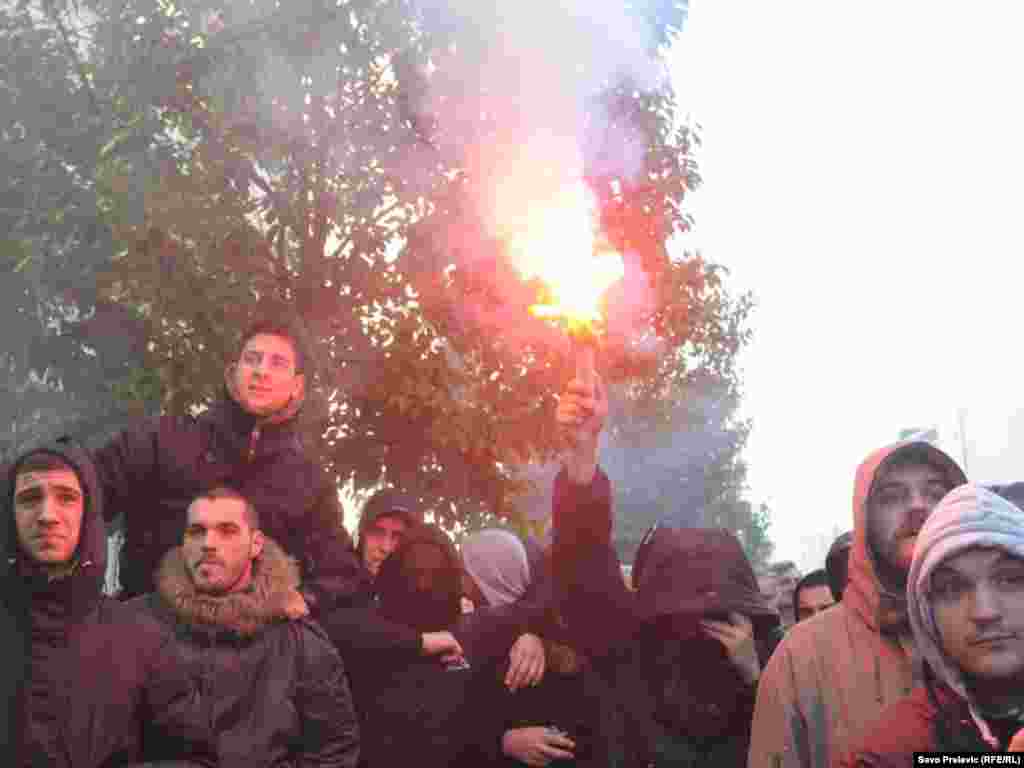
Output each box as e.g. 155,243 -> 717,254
551,467 -> 780,768
133,537 -> 360,768
494,667 -> 611,768
0,438 -> 211,767
354,654 -> 507,768
345,525 -> 508,768
93,396 -> 368,611
322,528 -> 554,671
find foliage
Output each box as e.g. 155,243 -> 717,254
1,0 -> 770,551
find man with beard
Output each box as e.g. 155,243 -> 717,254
550,378 -> 779,767
130,486 -> 360,768
747,440 -> 966,768
0,438 -> 211,765
93,314 -> 365,616
842,484 -> 1024,764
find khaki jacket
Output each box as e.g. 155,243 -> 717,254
747,441 -> 965,768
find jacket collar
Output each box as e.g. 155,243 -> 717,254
206,395 -> 303,460
155,536 -> 300,638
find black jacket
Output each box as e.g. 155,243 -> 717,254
551,468 -> 780,768
345,525 -> 508,768
0,438 -> 211,767
133,536 -> 360,768
93,396 -> 368,611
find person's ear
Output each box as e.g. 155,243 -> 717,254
293,373 -> 306,401
251,529 -> 265,560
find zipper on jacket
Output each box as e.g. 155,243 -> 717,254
248,425 -> 261,462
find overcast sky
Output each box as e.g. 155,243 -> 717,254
669,0 -> 1024,570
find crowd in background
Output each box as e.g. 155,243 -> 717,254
4,313 -> 1024,767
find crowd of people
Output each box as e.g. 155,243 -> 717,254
4,314 -> 1024,767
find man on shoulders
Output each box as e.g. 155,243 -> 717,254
94,314 -> 366,615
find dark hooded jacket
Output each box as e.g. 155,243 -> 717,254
131,535 -> 360,768
93,394 -> 367,612
748,441 -> 966,768
0,437 -> 211,767
550,468 -> 779,768
347,524 -> 508,768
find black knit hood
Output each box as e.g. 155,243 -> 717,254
2,436 -> 107,601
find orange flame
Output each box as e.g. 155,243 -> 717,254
507,182 -> 624,333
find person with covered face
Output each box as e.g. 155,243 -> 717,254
348,523 -> 511,768
0,438 -> 212,765
128,486 -> 360,768
319,489 -> 544,690
91,314 -> 365,616
551,378 -> 780,767
840,484 -> 1024,763
748,440 -> 966,768
320,489 -> 464,661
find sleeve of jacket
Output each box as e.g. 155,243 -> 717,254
452,559 -> 558,665
92,417 -> 165,523
318,600 -> 422,657
549,467 -> 641,659
296,480 -> 372,616
141,633 -> 216,767
748,639 -> 810,768
295,621 -> 361,768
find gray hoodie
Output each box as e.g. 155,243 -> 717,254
907,482 -> 1024,749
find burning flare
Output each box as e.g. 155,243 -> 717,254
507,182 -> 624,334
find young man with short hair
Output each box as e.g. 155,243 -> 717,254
130,485 -> 360,767
356,489 -> 420,578
748,441 -> 966,768
0,439 -> 210,764
792,569 -> 835,624
843,484 -> 1024,763
93,315 -> 366,614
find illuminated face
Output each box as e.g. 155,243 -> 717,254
14,469 -> 84,567
233,333 -> 304,416
183,496 -> 264,595
796,584 -> 836,622
931,548 -> 1024,689
868,464 -> 950,572
362,515 -> 408,576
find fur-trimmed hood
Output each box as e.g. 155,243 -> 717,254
155,535 -> 300,638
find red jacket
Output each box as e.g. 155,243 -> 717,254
838,683 -> 996,768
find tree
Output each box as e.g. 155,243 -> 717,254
5,0 -> 758,539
